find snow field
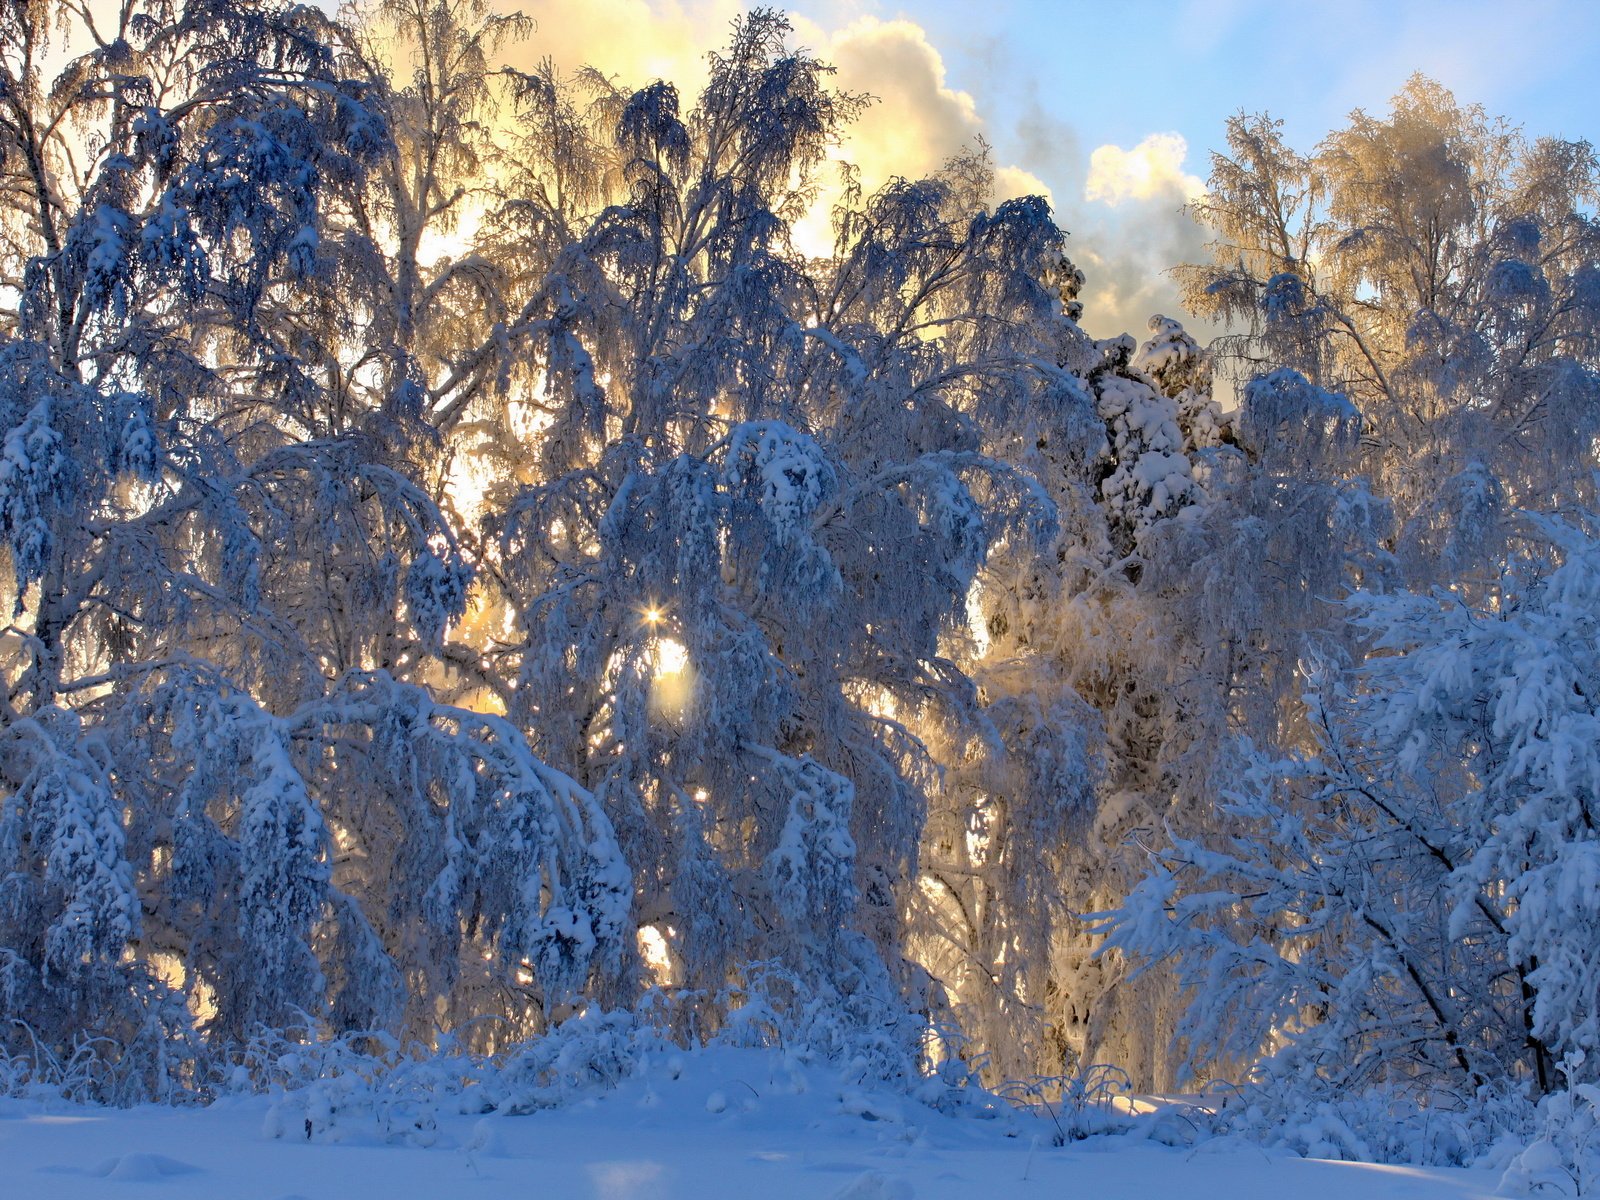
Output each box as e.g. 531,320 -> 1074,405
0,1046 -> 1502,1200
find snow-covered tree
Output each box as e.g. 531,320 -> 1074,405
0,0 -> 615,1081
1179,76 -> 1600,586
473,13 -> 1090,1061
1073,74 -> 1599,1113
1105,510 -> 1600,1100
0,0 -> 375,1073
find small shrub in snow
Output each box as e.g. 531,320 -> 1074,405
252,1028 -> 480,1147
485,1009 -> 663,1114
1498,1088 -> 1600,1197
996,1064 -> 1137,1144
715,958 -> 927,1094
1187,1076 -> 1538,1168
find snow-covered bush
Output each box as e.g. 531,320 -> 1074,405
1498,1088 -> 1600,1197
252,1027 -> 482,1146
1193,1078 -> 1537,1168
486,1008 -> 663,1114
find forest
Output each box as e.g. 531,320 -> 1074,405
2,0 -> 1599,1178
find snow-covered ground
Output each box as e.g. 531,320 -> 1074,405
0,1048 -> 1503,1199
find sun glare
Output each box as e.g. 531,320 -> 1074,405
855,683 -> 899,721
648,634 -> 693,718
965,578 -> 990,656
636,924 -> 678,987
654,637 -> 689,676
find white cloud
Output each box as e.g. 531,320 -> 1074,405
1083,133 -> 1204,207
513,0 -> 741,99
783,14 -> 1052,253
992,164 -> 1053,205
803,16 -> 982,192
1064,132 -> 1213,340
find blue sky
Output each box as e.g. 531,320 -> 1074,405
856,0 -> 1600,153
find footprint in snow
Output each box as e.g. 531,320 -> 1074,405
90,1152 -> 202,1181
832,1169 -> 914,1200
